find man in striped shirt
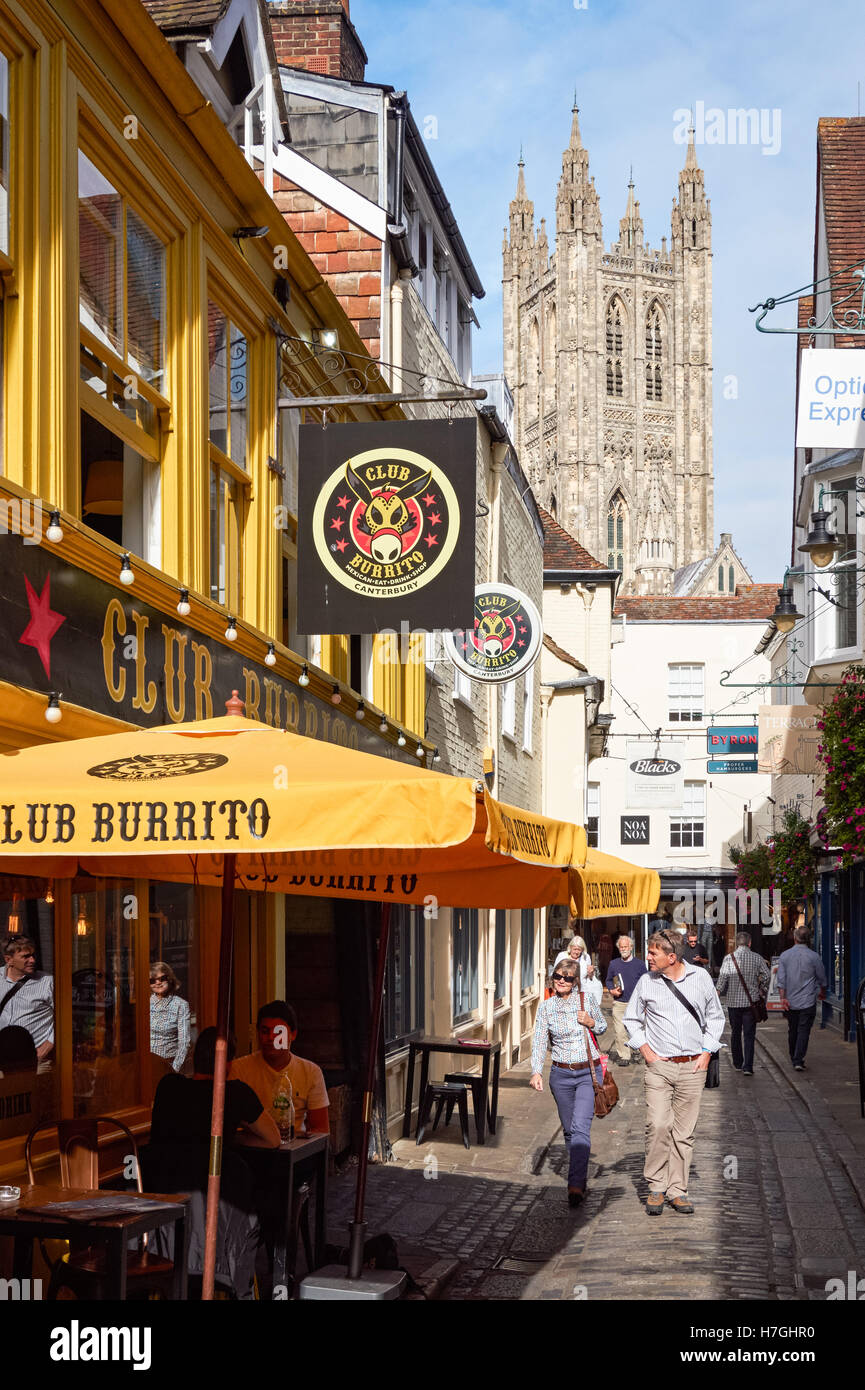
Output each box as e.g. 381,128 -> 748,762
624,929 -> 724,1215
0,935 -> 54,1066
716,931 -> 770,1076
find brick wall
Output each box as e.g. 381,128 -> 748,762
268,1 -> 367,82
272,176 -> 381,356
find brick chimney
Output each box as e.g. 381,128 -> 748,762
268,1 -> 368,82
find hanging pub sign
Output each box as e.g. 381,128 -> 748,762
626,742 -> 684,811
796,348 -> 865,448
297,419 -> 476,633
707,759 -> 759,774
443,584 -> 542,684
706,725 -> 759,755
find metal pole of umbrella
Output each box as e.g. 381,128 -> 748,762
300,901 -> 404,1299
202,851 -> 237,1301
347,901 -> 391,1278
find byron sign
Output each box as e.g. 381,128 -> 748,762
706,725 -> 759,755
443,584 -> 542,684
297,419 -> 476,633
626,743 -> 684,810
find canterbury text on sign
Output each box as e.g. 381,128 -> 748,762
297,419 -> 476,633
444,584 -> 542,684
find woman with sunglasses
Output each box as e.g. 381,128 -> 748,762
530,956 -> 607,1207
551,935 -> 602,1005
150,961 -> 191,1077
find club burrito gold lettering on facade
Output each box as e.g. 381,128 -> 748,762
585,880 -> 630,911
311,447 -> 460,598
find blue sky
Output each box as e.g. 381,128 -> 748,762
352,0 -> 865,581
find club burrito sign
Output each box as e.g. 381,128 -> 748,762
298,419 -> 476,633
443,584 -> 542,684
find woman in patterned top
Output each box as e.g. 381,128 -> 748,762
149,962 -> 191,1074
530,956 -> 607,1207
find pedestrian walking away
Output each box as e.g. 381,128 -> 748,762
530,957 -> 607,1208
776,926 -> 827,1071
624,929 -> 724,1216
604,934 -> 647,1065
716,932 -> 770,1075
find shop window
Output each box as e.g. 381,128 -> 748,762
520,908 -> 536,994
668,663 -> 703,722
148,883 -> 199,1079
587,783 -> 600,848
0,883 -> 58,1138
830,477 -> 858,651
208,301 -> 248,611
78,151 -> 166,390
493,910 -> 508,1007
78,149 -> 166,562
452,907 -> 478,1024
384,905 -> 425,1051
72,882 -> 138,1117
670,782 -> 705,849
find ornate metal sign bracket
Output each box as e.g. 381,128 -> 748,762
274,330 -> 486,409
750,258 -> 865,337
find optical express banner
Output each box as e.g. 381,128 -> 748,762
796,348 -> 865,449
297,419 -> 477,633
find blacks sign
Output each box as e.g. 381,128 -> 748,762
297,419 -> 476,633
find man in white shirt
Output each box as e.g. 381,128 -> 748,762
624,929 -> 724,1215
230,1000 -> 329,1136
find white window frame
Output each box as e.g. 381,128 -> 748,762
522,666 -> 534,753
502,679 -> 516,740
452,662 -> 472,706
586,782 -> 600,848
667,663 -> 704,723
670,781 -> 705,848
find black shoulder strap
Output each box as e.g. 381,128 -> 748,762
660,974 -> 705,1030
0,977 -> 27,1020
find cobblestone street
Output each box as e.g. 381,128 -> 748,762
325,1012 -> 865,1300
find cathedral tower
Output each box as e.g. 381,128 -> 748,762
503,108 -> 713,593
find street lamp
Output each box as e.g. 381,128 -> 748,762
771,586 -> 803,634
798,510 -> 840,568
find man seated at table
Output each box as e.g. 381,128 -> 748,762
143,1028 -> 279,1299
230,1001 -> 330,1137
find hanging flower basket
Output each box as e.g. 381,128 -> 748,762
816,663 -> 865,868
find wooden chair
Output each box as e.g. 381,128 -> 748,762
24,1117 -> 178,1300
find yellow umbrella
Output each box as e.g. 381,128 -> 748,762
0,711 -> 657,1291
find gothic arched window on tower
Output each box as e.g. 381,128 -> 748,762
692,218 -> 697,247
729,564 -> 735,593
605,301 -> 624,398
645,305 -> 663,401
607,493 -> 626,572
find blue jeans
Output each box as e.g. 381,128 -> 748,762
786,1005 -> 816,1066
548,1065 -> 595,1190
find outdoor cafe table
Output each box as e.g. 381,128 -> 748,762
401,1038 -> 502,1145
0,1184 -> 189,1299
241,1133 -> 328,1293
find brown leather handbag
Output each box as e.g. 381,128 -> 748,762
580,992 -> 619,1118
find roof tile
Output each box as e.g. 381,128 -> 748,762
614,584 -> 780,622
817,119 -> 865,348
539,507 -> 608,572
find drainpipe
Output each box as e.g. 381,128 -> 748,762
390,270 -> 411,394
483,442 -> 508,1037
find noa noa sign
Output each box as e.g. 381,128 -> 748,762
796,348 -> 865,448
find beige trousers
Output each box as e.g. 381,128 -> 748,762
643,1059 -> 706,1199
611,1001 -> 632,1059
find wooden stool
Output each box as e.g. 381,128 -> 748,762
415,1082 -> 471,1149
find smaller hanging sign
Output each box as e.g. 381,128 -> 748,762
707,759 -> 759,774
443,584 -> 542,684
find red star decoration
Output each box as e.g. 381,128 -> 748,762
19,575 -> 66,679
330,516 -> 344,531
421,492 -> 437,508
517,640 -> 526,648
424,533 -> 439,549
337,494 -> 351,509
428,511 -> 442,526
335,538 -> 348,553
